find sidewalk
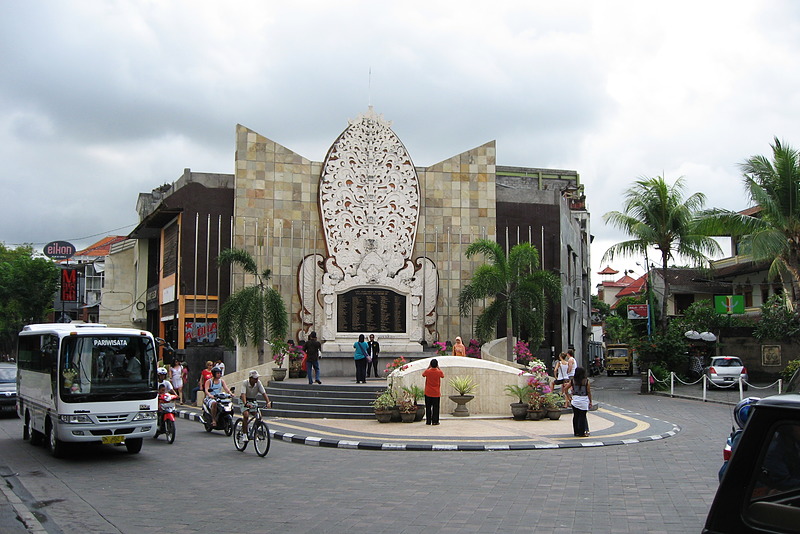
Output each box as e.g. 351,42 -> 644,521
178,375 -> 681,451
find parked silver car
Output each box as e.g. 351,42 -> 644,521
0,362 -> 18,416
704,356 -> 749,391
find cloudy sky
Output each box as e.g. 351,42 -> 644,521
2,1 -> 799,279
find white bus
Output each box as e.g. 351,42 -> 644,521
16,323 -> 160,457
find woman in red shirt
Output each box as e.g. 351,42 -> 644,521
422,358 -> 445,425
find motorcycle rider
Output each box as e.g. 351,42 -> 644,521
240,370 -> 272,441
204,366 -> 232,428
158,367 -> 177,395
155,382 -> 177,437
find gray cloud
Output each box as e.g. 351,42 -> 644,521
0,0 -> 798,280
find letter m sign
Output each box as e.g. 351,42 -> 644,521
61,269 -> 77,302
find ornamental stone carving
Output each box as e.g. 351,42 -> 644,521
297,108 -> 439,350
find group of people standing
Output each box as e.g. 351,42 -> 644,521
352,333 -> 380,383
553,349 -> 593,437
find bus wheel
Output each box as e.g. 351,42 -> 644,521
125,438 -> 143,454
46,421 -> 67,458
23,412 -> 30,441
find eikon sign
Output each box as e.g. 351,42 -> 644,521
43,241 -> 76,260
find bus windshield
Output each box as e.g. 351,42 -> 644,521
60,335 -> 158,402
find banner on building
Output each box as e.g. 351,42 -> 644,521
627,304 -> 649,320
61,268 -> 77,302
185,321 -> 217,343
714,295 -> 745,315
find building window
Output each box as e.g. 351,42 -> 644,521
675,293 -> 694,315
163,224 -> 178,276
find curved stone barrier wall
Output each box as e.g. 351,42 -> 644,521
390,355 -> 531,415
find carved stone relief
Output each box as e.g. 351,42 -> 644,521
297,108 -> 438,349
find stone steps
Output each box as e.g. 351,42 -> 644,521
261,381 -> 386,419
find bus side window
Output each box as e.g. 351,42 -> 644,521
41,335 -> 58,374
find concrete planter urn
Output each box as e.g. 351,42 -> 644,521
546,409 -> 562,420
449,395 -> 474,417
527,409 -> 545,421
510,402 -> 529,420
374,410 -> 392,423
271,367 -> 286,382
400,410 -> 416,423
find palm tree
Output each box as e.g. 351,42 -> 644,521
699,138 -> 800,305
458,239 -> 561,361
602,176 -> 721,332
217,248 -> 288,364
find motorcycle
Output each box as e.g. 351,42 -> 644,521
201,392 -> 234,436
589,356 -> 604,377
155,392 -> 178,444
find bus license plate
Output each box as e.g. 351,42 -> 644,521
101,436 -> 125,444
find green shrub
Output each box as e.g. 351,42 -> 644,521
782,359 -> 800,381
648,363 -> 670,392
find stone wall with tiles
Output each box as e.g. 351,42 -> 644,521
414,141 -> 497,346
233,124 -> 326,368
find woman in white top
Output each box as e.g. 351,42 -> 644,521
170,360 -> 184,403
554,352 -> 570,404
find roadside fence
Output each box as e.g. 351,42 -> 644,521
647,369 -> 783,404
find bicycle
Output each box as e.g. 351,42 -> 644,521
233,401 -> 271,457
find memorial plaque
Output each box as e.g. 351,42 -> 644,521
337,288 -> 406,333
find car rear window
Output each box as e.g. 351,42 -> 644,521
714,358 -> 743,367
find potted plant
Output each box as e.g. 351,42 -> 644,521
403,385 -> 425,421
371,389 -> 395,423
542,392 -> 565,420
504,384 -> 533,420
449,375 -> 477,417
287,343 -> 305,379
527,391 -> 546,420
397,391 -> 417,423
269,339 -> 288,381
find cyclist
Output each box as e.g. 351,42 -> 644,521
240,370 -> 271,441
204,366 -> 232,427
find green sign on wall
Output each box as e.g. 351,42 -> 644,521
714,295 -> 745,315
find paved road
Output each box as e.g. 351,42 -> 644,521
0,375 -> 733,533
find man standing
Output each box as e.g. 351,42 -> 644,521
302,331 -> 322,385
366,334 -> 380,378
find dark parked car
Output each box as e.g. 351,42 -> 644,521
0,362 -> 18,416
704,394 -> 800,533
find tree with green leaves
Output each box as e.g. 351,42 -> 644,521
0,244 -> 59,356
458,239 -> 561,361
603,176 -> 721,332
699,138 -> 800,307
217,248 -> 288,365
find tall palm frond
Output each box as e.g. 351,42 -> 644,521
603,176 -> 721,332
459,239 -> 561,360
217,248 -> 288,364
699,138 -> 800,304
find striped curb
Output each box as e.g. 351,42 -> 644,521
175,402 -> 680,452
